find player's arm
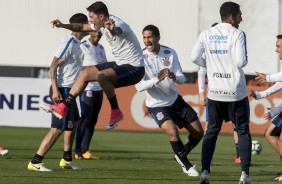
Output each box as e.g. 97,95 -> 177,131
50,57 -> 63,103
51,19 -> 92,32
250,82 -> 282,100
198,67 -> 207,105
235,31 -> 248,68
135,68 -> 170,92
169,50 -> 185,84
104,18 -> 123,36
263,104 -> 282,120
191,33 -> 206,67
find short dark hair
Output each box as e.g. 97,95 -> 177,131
142,25 -> 160,37
220,1 -> 240,21
277,35 -> 282,39
69,13 -> 88,24
86,1 -> 109,16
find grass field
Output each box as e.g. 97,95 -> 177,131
0,126 -> 280,184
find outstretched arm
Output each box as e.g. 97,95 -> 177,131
51,19 -> 92,32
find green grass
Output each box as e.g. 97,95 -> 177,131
0,126 -> 280,184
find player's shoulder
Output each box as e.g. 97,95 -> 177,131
160,45 -> 176,55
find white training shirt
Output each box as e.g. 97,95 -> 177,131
55,35 -> 83,88
191,23 -> 248,102
80,39 -> 108,91
135,45 -> 185,108
91,15 -> 143,67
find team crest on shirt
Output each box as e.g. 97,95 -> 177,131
162,57 -> 171,66
164,50 -> 171,54
156,112 -> 164,121
73,40 -> 78,44
143,54 -> 148,58
67,121 -> 74,129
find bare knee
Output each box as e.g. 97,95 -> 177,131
97,72 -> 107,86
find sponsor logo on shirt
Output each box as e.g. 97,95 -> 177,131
210,50 -> 228,54
209,35 -> 228,43
213,73 -> 231,78
209,89 -> 236,96
164,50 -> 171,54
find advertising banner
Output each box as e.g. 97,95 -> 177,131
0,77 -> 278,134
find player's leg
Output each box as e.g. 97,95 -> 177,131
265,124 -> 280,155
233,97 -> 252,180
233,129 -> 241,164
81,90 -> 103,160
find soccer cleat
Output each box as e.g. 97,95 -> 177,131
174,154 -> 188,174
187,165 -> 199,177
27,162 -> 52,172
235,156 -> 241,165
82,151 -> 100,160
59,158 -> 81,170
74,153 -> 84,160
239,171 -> 253,184
0,149 -> 9,156
106,109 -> 124,130
40,103 -> 67,119
200,170 -> 210,184
279,175 -> 282,181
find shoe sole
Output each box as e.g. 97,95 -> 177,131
40,104 -> 63,119
174,155 -> 188,174
106,116 -> 124,130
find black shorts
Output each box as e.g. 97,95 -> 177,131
270,112 -> 282,136
95,62 -> 145,88
147,95 -> 198,129
49,86 -> 80,131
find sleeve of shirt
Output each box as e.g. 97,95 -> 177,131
135,73 -> 159,92
191,32 -> 206,67
198,66 -> 207,93
54,38 -> 72,62
235,31 -> 248,68
255,82 -> 282,99
171,50 -> 185,84
266,72 -> 282,82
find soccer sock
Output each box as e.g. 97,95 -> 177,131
63,151 -> 72,162
170,140 -> 193,169
108,95 -> 119,110
31,154 -> 44,164
63,93 -> 76,107
184,135 -> 200,155
235,143 -> 239,157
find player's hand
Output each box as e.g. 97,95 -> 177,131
104,18 -> 115,31
51,19 -> 62,28
262,111 -> 273,120
169,72 -> 176,81
158,68 -> 170,81
249,90 -> 257,99
52,90 -> 63,104
255,71 -> 267,83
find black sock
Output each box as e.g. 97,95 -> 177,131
63,93 -> 76,107
184,135 -> 200,155
170,140 -> 193,169
235,143 -> 239,157
31,154 -> 44,164
108,95 -> 119,110
63,151 -> 72,161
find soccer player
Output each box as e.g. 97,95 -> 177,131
191,2 -> 252,184
198,66 -> 241,164
136,25 -> 204,177
252,35 -> 282,181
74,31 -> 107,160
43,1 -> 145,130
27,13 -> 89,171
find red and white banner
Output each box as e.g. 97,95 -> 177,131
0,77 -> 279,134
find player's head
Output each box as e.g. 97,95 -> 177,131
276,35 -> 282,59
69,13 -> 88,24
89,31 -> 102,46
220,1 -> 242,28
87,1 -> 109,30
142,25 -> 160,53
